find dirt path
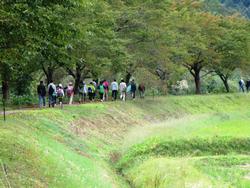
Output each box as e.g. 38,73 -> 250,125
0,101 -> 107,116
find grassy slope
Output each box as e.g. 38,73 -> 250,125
117,95 -> 250,188
0,94 -> 249,187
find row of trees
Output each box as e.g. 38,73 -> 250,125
1,0 -> 250,99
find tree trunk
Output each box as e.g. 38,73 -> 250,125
190,62 -> 202,95
223,79 -> 230,93
41,63 -> 54,86
125,72 -> 132,84
218,74 -> 230,93
46,68 -> 54,86
74,69 -> 81,94
2,80 -> 9,100
194,72 -> 201,94
1,63 -> 10,100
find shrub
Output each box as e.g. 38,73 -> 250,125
10,95 -> 36,106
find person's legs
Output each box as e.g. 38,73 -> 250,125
42,96 -> 46,107
240,85 -> 245,92
54,96 -> 57,106
49,95 -> 52,107
90,93 -> 94,101
59,97 -> 63,109
114,90 -> 117,100
100,93 -> 104,101
132,91 -> 135,99
105,91 -> 108,101
51,96 -> 56,107
39,95 -> 42,108
69,94 -> 73,105
112,90 -> 115,100
79,93 -> 82,103
84,93 -> 86,102
122,92 -> 126,101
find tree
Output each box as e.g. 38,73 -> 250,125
166,1 -> 236,94
114,0 -> 172,84
208,16 -> 250,92
64,0 -> 127,92
0,0 -> 78,99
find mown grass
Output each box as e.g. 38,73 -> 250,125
0,94 -> 250,187
0,105 -> 128,188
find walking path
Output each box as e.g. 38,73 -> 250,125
0,100 -> 111,116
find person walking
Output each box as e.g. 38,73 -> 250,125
57,84 -> 64,109
98,81 -> 105,102
239,79 -> 245,93
131,79 -> 137,100
37,81 -> 46,108
92,80 -> 97,100
119,79 -> 127,101
67,82 -> 74,105
78,81 -> 87,103
88,82 -> 96,101
111,79 -> 118,101
246,80 -> 250,92
126,83 -> 131,99
48,80 -> 56,108
103,80 -> 109,101
138,83 -> 146,98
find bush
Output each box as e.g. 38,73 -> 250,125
10,95 -> 36,106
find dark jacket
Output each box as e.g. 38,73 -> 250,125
131,82 -> 137,92
138,84 -> 145,92
37,84 -> 46,97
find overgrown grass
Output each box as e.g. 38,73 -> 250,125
123,156 -> 250,188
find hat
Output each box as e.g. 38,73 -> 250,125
59,84 -> 63,88
69,82 -> 73,85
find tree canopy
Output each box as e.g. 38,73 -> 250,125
1,0 -> 250,99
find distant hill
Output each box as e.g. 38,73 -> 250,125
205,0 -> 250,18
221,0 -> 250,18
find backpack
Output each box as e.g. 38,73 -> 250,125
103,82 -> 109,90
57,89 -> 63,97
126,85 -> 131,93
49,85 -> 55,95
99,85 -> 104,94
88,87 -> 93,93
67,86 -> 73,97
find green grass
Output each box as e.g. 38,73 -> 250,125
116,94 -> 250,188
0,107 -> 125,188
0,94 -> 250,187
123,156 -> 250,188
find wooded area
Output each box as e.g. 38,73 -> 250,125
1,0 -> 250,102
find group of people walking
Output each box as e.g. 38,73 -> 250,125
37,79 -> 146,108
239,79 -> 250,93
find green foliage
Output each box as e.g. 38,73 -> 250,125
117,137 -> 250,170
1,0 -> 250,98
10,94 -> 36,106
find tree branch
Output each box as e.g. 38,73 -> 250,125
41,62 -> 48,78
201,70 -> 215,78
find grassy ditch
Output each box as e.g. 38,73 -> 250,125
0,94 -> 250,187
